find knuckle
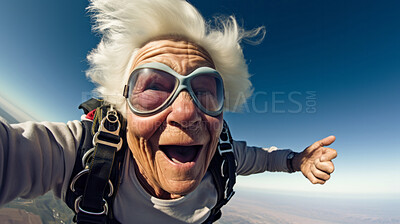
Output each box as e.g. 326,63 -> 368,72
311,165 -> 318,174
316,170 -> 329,180
311,179 -> 318,184
328,163 -> 335,173
325,174 -> 331,181
329,148 -> 338,159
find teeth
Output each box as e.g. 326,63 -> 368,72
172,158 -> 183,164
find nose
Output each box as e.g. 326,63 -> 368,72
167,91 -> 202,129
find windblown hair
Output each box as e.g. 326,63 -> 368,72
86,0 -> 264,116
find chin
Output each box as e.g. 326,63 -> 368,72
155,145 -> 211,196
163,179 -> 201,196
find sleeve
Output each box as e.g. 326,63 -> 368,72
233,140 -> 293,176
0,117 -> 83,206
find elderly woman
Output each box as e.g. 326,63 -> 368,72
0,0 -> 337,223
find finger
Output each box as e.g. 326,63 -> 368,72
311,164 -> 331,181
311,135 -> 336,149
306,172 -> 326,185
320,148 -> 338,162
316,160 -> 335,174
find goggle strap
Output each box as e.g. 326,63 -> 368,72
123,85 -> 129,98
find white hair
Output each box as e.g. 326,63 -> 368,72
86,0 -> 264,116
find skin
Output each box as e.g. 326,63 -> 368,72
125,38 -> 337,200
293,135 -> 337,184
126,39 -> 223,199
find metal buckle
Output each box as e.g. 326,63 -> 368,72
218,128 -> 233,156
218,142 -> 233,155
92,106 -> 123,151
224,179 -> 235,201
74,195 -> 109,216
221,159 -> 235,200
93,132 -> 123,151
81,148 -> 95,168
220,159 -> 238,178
226,190 -> 235,201
93,115 -> 122,151
70,169 -> 114,198
220,160 -> 226,178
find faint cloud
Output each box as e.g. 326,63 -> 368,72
0,94 -> 38,123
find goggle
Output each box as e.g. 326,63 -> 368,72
123,62 -> 224,116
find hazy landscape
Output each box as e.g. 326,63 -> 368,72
219,188 -> 400,224
1,96 -> 399,224
1,193 -> 74,224
1,188 -> 399,224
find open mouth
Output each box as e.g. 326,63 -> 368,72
159,145 -> 202,164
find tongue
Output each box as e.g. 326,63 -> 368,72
162,145 -> 199,163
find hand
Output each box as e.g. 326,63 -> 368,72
293,136 -> 337,184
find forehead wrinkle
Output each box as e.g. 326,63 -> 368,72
132,40 -> 215,74
136,47 -> 212,66
143,39 -> 212,60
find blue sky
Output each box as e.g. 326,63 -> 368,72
0,0 -> 399,198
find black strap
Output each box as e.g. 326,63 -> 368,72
67,99 -> 236,224
76,106 -> 122,223
78,143 -> 116,215
66,99 -> 125,224
66,120 -> 93,208
203,120 -> 236,224
78,98 -> 104,114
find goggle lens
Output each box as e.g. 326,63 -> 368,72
190,75 -> 224,112
126,64 -> 224,116
129,69 -> 176,112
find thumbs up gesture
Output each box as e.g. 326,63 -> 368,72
293,136 -> 337,184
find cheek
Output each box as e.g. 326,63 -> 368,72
127,112 -> 167,139
126,113 -> 165,179
206,114 -> 223,141
126,131 -> 165,190
204,114 -> 224,162
126,130 -> 153,167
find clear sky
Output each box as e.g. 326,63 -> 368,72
0,0 -> 399,198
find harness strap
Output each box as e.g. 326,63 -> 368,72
76,106 -> 122,223
202,120 -> 236,224
79,98 -> 104,115
76,144 -> 116,221
67,99 -> 236,224
66,99 -> 126,224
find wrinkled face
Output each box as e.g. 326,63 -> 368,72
126,39 -> 223,199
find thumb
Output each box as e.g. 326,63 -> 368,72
311,135 -> 336,149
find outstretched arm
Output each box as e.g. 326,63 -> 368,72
292,136 -> 337,184
0,118 -> 82,206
